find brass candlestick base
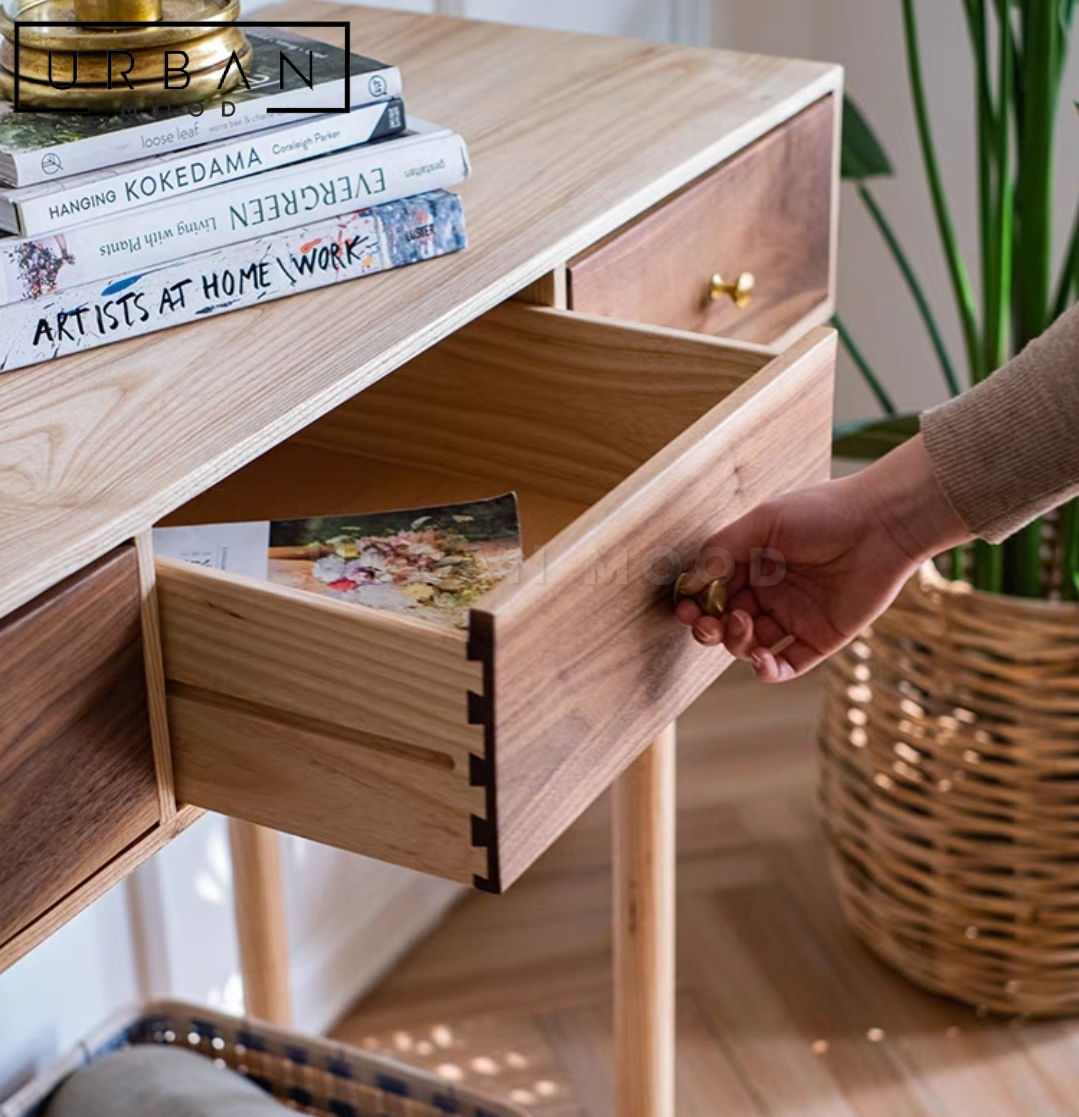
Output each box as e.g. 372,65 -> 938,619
0,0 -> 250,111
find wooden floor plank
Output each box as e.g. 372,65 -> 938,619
334,669 -> 1079,1116
740,797 -> 1079,1117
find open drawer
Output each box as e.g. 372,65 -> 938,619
156,303 -> 835,893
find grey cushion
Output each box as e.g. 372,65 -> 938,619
46,1047 -> 289,1117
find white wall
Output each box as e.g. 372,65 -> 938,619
0,888 -> 139,1102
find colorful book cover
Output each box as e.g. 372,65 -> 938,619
0,28 -> 403,187
0,120 -> 470,306
154,494 -> 523,631
0,189 -> 467,373
0,99 -> 407,236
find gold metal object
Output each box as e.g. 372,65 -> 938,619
0,0 -> 249,111
673,573 -> 728,618
1,25 -> 248,84
81,0 -> 163,24
708,271 -> 756,309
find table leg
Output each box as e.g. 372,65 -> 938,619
612,724 -> 676,1117
228,818 -> 293,1025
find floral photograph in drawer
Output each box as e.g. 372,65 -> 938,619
268,494 -> 522,629
156,494 -> 522,632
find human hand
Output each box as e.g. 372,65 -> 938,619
675,435 -> 972,682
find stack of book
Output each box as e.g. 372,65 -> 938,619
0,28 -> 470,373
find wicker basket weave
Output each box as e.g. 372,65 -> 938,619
0,1001 -> 528,1117
819,562 -> 1079,1017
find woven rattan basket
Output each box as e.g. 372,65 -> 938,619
0,1001 -> 528,1117
820,561 -> 1079,1017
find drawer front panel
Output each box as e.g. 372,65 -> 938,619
0,545 -> 158,946
158,559 -> 489,887
568,97 -> 836,346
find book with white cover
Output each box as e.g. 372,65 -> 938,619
0,99 -> 406,236
0,28 -> 403,187
0,190 -> 467,373
0,120 -> 470,307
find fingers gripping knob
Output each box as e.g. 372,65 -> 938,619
673,573 -> 728,618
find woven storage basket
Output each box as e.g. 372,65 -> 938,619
0,1001 -> 528,1117
820,561 -> 1079,1017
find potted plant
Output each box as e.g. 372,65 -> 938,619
820,0 -> 1079,1016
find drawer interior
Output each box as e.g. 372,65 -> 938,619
157,302 -> 832,890
163,304 -> 774,552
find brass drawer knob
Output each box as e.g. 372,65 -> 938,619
708,271 -> 755,309
673,573 -> 728,618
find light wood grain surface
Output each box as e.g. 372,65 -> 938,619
229,819 -> 294,1026
335,672 -> 1079,1117
0,1 -> 840,621
135,530 -> 177,824
613,728 -> 677,1117
159,556 -> 488,885
295,303 -> 773,507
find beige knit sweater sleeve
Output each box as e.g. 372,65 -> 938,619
920,303 -> 1079,543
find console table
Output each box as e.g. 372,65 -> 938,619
0,7 -> 841,1116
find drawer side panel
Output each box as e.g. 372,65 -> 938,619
481,330 -> 837,889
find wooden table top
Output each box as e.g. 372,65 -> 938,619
0,1 -> 839,619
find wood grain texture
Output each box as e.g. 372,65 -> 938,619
0,544 -> 159,951
514,268 -> 568,309
0,0 -> 841,621
295,302 -> 775,508
158,557 -> 488,885
568,97 -> 837,347
135,530 -> 176,823
614,726 -> 677,1117
161,440 -> 585,559
229,819 -> 293,1026
476,326 -> 837,889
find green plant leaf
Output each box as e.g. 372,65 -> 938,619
832,414 -> 920,459
841,96 -> 894,180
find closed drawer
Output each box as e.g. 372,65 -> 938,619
157,304 -> 835,893
0,545 -> 159,946
568,97 -> 837,346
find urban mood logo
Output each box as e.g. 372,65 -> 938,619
10,20 -> 353,115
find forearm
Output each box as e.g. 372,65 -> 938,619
856,434 -> 973,563
920,304 -> 1079,543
